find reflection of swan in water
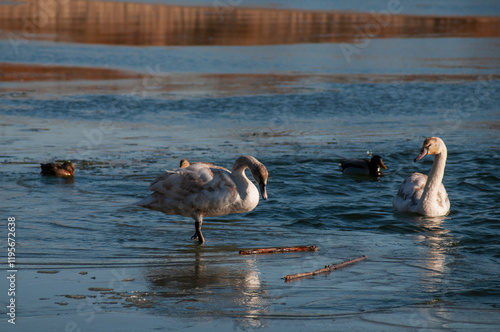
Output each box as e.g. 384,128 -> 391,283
414,217 -> 449,273
147,250 -> 268,329
393,137 -> 450,217
411,216 -> 454,303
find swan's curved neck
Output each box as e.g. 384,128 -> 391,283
232,156 -> 259,183
231,157 -> 261,210
232,165 -> 251,185
420,149 -> 447,207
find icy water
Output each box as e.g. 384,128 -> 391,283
1,0 -> 500,331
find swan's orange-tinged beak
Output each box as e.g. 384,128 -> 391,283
259,183 -> 268,200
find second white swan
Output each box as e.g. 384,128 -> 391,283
393,137 -> 450,217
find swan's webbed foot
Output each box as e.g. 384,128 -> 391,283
191,233 -> 205,245
191,218 -> 204,245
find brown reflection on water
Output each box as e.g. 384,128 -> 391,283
0,62 -> 144,81
1,64 -> 498,97
0,0 -> 499,46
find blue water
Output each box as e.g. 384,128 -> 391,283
1,0 -> 500,330
1,79 -> 500,330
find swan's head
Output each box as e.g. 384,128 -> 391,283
253,164 -> 268,200
370,155 -> 387,170
414,137 -> 445,162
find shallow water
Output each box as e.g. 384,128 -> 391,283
1,0 -> 500,331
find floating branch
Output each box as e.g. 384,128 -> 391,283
284,255 -> 367,282
239,245 -> 319,255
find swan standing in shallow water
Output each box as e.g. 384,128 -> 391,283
339,155 -> 387,176
393,137 -> 450,217
137,155 -> 268,244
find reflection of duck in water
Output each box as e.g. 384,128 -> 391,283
138,155 -> 268,244
339,155 -> 387,176
393,137 -> 450,217
40,161 -> 75,177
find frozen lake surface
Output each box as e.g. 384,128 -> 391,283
1,0 -> 500,330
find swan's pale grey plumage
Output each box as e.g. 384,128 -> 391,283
137,155 -> 268,244
393,137 -> 450,217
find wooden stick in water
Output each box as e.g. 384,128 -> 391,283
284,255 -> 367,282
239,245 -> 319,255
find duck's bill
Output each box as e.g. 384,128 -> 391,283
380,160 -> 388,169
259,183 -> 268,200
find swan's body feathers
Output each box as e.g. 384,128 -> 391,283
138,164 -> 243,217
137,156 -> 268,244
393,173 -> 426,212
393,137 -> 450,217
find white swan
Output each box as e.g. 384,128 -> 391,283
137,155 -> 268,244
393,137 -> 450,216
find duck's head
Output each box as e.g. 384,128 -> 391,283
370,155 -> 387,170
414,137 -> 445,162
62,161 -> 75,173
179,159 -> 190,168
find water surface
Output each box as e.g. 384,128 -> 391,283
1,0 -> 500,331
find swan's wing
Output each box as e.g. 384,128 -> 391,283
397,173 -> 426,200
191,168 -> 240,215
139,163 -> 239,216
393,173 -> 427,211
437,183 -> 450,210
149,165 -> 208,198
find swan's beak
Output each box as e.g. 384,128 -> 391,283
380,160 -> 387,169
414,147 -> 428,162
259,183 -> 268,200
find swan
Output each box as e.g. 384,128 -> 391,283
40,161 -> 75,177
137,155 -> 268,244
393,137 -> 450,216
339,155 -> 387,176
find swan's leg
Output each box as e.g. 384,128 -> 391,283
191,215 -> 205,245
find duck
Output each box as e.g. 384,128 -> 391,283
393,137 -> 450,217
40,161 -> 75,177
137,155 -> 268,244
179,159 -> 214,168
339,155 -> 387,176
